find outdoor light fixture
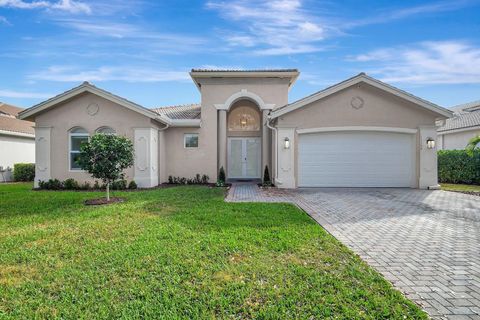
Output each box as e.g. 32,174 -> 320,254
284,137 -> 290,149
240,116 -> 248,128
426,138 -> 435,149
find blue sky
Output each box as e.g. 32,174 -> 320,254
1,0 -> 479,109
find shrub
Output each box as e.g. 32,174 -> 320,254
64,178 -> 80,190
13,163 -> 35,182
438,150 -> 480,185
111,179 -> 127,190
167,174 -> 210,185
168,176 -> 174,184
128,181 -> 138,189
80,182 -> 91,190
263,165 -> 272,186
217,166 -> 226,187
93,181 -> 101,190
38,179 -> 63,190
201,174 -> 209,184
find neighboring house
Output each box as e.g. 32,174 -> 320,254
18,70 -> 452,189
437,100 -> 480,150
0,102 -> 35,182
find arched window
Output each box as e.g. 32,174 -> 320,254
69,127 -> 89,170
228,105 -> 260,131
96,126 -> 116,135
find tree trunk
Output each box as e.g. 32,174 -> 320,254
106,182 -> 110,201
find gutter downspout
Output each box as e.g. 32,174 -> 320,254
266,116 -> 282,186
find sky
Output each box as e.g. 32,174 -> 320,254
0,0 -> 479,109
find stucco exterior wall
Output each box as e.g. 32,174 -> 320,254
0,134 -> 35,182
275,83 -> 442,188
194,77 -> 290,181
438,128 -> 480,150
35,92 -> 162,184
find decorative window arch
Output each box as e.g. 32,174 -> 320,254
69,127 -> 89,170
214,89 -> 275,111
228,105 -> 261,131
96,126 -> 116,135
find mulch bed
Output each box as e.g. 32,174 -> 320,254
84,197 -> 125,206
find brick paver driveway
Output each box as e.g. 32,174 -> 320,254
227,185 -> 480,319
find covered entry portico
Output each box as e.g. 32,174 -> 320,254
216,90 -> 273,181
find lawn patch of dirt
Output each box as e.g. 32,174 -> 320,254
84,197 -> 125,206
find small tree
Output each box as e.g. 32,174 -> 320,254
217,166 -> 226,186
263,165 -> 271,186
77,134 -> 134,201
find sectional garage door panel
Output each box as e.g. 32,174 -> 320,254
298,131 -> 415,187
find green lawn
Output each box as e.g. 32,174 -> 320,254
0,183 -> 426,319
441,183 -> 480,193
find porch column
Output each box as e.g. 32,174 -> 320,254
262,110 -> 270,177
419,126 -> 439,189
34,126 -> 52,188
134,128 -> 159,188
218,110 -> 227,172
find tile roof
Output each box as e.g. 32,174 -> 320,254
152,104 -> 201,120
439,100 -> 480,132
0,102 -> 34,136
191,68 -> 299,73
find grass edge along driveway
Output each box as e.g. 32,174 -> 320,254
0,183 -> 427,319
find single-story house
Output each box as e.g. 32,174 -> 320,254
18,70 -> 452,189
0,102 -> 35,182
437,100 -> 480,150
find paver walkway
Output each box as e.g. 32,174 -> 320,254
226,183 -> 480,320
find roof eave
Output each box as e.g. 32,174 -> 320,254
189,70 -> 300,91
18,83 -> 171,125
270,74 -> 453,119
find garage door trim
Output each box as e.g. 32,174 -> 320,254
297,126 -> 418,135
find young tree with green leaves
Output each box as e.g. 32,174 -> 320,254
77,134 -> 134,201
466,135 -> 480,155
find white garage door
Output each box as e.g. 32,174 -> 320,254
298,131 -> 415,187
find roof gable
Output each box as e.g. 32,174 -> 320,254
270,73 -> 453,119
18,82 -> 171,125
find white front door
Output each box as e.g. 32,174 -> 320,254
227,137 -> 261,179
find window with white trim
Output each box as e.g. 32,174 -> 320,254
96,126 -> 116,135
184,133 -> 199,148
69,127 -> 89,170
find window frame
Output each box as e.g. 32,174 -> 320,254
184,133 -> 199,149
95,126 -> 116,135
69,128 -> 89,171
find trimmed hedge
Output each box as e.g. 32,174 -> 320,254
13,163 -> 35,182
438,150 -> 480,185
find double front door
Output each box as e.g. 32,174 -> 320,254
227,137 -> 261,179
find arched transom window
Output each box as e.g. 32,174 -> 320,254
96,126 -> 116,135
69,127 -> 89,170
228,106 -> 260,131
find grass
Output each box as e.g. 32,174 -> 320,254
0,183 -> 427,319
441,183 -> 480,193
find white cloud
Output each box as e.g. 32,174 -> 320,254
206,0 -> 331,55
0,0 -> 90,14
28,65 -> 192,83
351,41 -> 480,84
0,89 -> 52,99
0,15 -> 11,25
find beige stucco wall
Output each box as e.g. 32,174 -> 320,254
190,77 -> 290,181
35,92 -> 162,184
439,129 -> 480,150
275,83 -> 443,188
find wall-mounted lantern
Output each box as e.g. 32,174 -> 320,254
426,138 -> 435,149
284,137 -> 290,149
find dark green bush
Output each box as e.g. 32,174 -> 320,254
64,178 -> 80,190
217,167 -> 226,187
38,179 -> 64,190
111,179 -> 127,190
167,174 -> 209,185
128,181 -> 138,189
263,165 -> 272,186
13,163 -> 35,182
438,150 -> 480,184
